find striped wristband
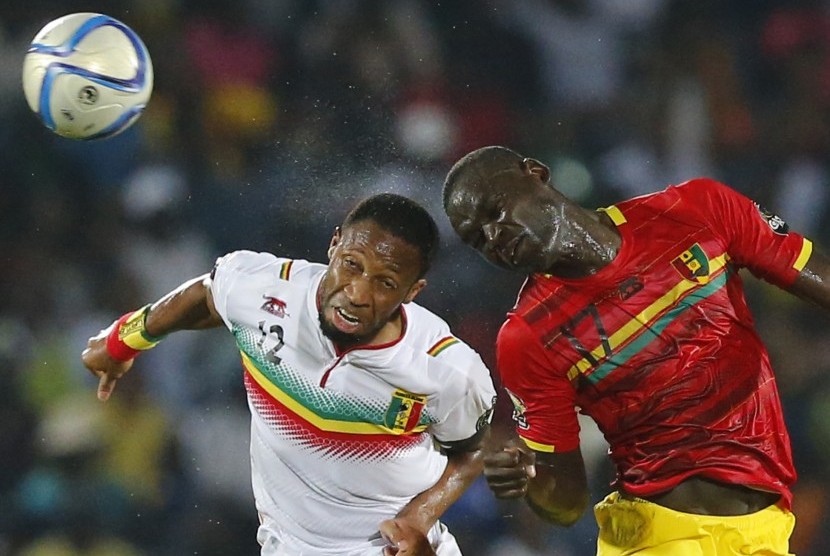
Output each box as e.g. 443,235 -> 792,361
105,305 -> 164,362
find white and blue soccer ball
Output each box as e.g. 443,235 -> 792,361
21,13 -> 154,140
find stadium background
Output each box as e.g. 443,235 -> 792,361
3,1 -> 830,554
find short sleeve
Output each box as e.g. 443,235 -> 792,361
429,342 -> 497,449
210,250 -> 278,330
496,314 -> 580,453
682,179 -> 813,288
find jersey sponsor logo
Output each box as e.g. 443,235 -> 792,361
384,389 -> 427,433
753,202 -> 790,234
505,388 -> 529,430
261,295 -> 289,318
671,243 -> 710,284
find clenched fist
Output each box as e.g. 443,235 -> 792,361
483,443 -> 537,499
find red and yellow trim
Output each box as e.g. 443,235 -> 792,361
793,238 -> 813,272
520,436 -> 556,453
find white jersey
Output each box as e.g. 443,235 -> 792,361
210,250 -> 497,555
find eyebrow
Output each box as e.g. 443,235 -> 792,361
343,245 -> 409,274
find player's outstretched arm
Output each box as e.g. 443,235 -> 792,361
384,427 -> 489,547
82,273 -> 222,401
484,436 -> 589,527
788,248 -> 830,312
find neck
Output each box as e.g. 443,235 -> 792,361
544,206 -> 621,279
369,310 -> 404,346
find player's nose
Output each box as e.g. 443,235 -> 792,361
482,222 -> 502,247
344,276 -> 371,306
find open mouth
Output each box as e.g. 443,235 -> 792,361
332,306 -> 361,332
336,307 -> 359,324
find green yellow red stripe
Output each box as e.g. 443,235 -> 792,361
120,305 -> 163,350
428,336 -> 459,357
584,268 -> 730,384
241,350 -> 428,435
279,260 -> 293,280
566,253 -> 730,381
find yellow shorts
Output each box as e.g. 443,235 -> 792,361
593,491 -> 795,556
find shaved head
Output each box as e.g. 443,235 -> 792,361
442,146 -> 525,210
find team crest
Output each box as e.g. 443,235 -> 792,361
261,295 -> 288,318
505,388 -> 529,430
385,389 -> 427,433
671,243 -> 710,284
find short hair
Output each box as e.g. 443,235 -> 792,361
442,145 -> 524,210
342,193 -> 440,277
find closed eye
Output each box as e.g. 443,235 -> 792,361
458,221 -> 486,250
343,257 -> 360,271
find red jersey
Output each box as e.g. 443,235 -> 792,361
497,178 -> 814,509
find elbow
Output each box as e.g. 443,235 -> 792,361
527,490 -> 589,527
552,490 -> 590,527
553,497 -> 589,527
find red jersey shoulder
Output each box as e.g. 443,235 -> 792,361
613,177 -> 717,215
659,178 -> 791,234
497,313 -> 531,353
496,312 -> 564,384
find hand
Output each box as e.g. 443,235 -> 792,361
483,443 -> 537,499
81,324 -> 134,401
378,518 -> 436,556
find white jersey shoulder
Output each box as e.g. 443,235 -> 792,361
210,250 -> 320,329
398,302 -> 496,446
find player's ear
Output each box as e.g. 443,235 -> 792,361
522,157 -> 550,184
403,278 -> 427,304
328,227 -> 342,260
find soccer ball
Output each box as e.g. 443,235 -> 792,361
21,13 -> 154,140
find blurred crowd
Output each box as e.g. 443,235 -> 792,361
3,0 -> 830,554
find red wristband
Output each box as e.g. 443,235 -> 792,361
105,312 -> 141,362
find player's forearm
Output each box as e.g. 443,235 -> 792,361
395,446 -> 485,532
525,469 -> 588,527
144,274 -> 223,336
790,249 -> 830,312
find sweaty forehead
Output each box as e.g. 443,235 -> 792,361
340,222 -> 419,268
447,183 -> 487,219
447,179 -> 507,228
450,163 -> 517,206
